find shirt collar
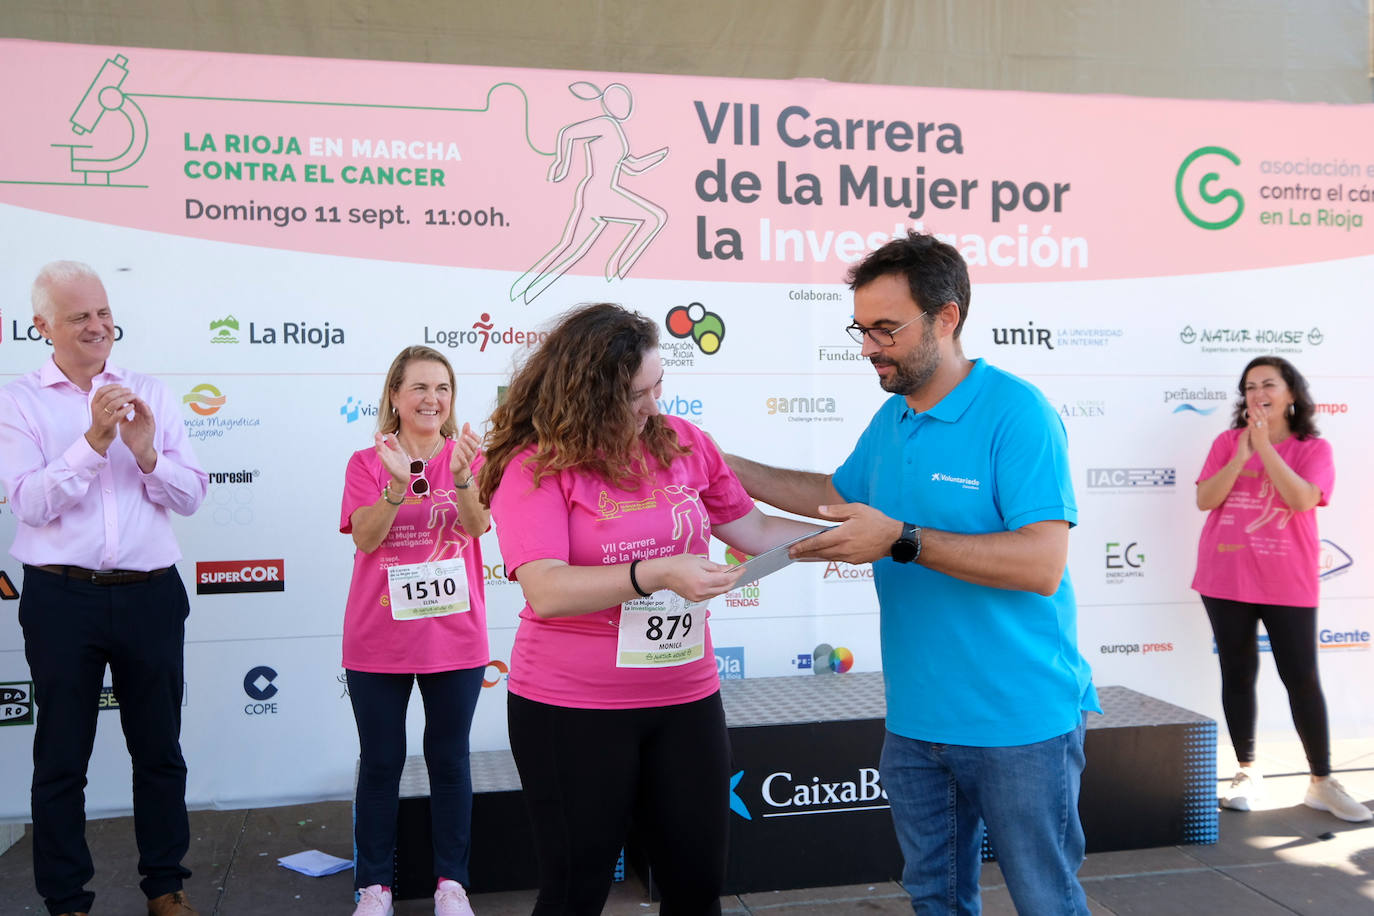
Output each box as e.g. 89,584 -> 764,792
38,355 -> 125,391
902,358 -> 988,423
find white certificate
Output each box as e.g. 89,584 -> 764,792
687,527 -> 834,610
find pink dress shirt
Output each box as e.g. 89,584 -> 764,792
0,357 -> 207,570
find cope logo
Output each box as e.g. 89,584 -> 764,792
1176,145 -> 1244,230
243,665 -> 279,715
666,302 -> 725,355
196,559 -> 285,594
182,383 -> 226,416
0,681 -> 35,727
715,646 -> 745,680
795,643 -> 853,674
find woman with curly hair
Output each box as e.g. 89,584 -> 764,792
1194,356 -> 1369,823
482,303 -> 819,915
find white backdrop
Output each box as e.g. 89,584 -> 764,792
0,40 -> 1371,818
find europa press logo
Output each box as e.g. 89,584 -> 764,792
183,383 -> 226,416
666,302 -> 725,355
1175,145 -> 1244,230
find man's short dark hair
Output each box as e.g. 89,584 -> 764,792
846,231 -> 970,337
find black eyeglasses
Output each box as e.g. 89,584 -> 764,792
844,313 -> 928,347
408,459 -> 430,496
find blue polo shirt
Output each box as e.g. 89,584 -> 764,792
833,359 -> 1098,746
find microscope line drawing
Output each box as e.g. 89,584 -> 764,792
509,81 -> 669,305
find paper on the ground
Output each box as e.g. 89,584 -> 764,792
687,527 -> 835,609
278,849 -> 353,877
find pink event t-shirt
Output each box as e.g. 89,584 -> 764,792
1192,428 -> 1334,607
490,416 -> 755,709
339,439 -> 489,673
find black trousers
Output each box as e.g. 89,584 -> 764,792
19,565 -> 192,916
507,691 -> 730,916
1201,594 -> 1331,776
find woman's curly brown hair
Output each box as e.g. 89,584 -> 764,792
479,303 -> 688,506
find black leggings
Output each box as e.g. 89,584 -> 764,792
1201,595 -> 1330,776
507,691 -> 730,916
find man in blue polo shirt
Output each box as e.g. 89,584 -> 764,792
727,231 -> 1098,915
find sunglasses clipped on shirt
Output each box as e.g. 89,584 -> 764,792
408,459 -> 429,496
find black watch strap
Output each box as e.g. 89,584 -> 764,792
890,522 -> 922,564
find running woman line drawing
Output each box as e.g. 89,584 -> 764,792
510,81 -> 669,304
425,487 -> 474,562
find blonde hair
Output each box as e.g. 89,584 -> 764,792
378,346 -> 459,439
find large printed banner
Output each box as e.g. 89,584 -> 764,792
1,40 -> 1371,817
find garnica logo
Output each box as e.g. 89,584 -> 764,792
1175,146 -> 1244,230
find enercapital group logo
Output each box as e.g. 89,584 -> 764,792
0,681 -> 35,726
1105,540 -> 1145,584
196,559 -> 285,594
1176,146 -> 1244,230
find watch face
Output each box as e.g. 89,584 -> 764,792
890,538 -> 918,564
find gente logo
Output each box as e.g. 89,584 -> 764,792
1175,146 -> 1244,230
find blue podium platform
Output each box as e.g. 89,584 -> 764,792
387,675 -> 1217,897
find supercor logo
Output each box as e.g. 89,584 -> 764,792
0,681 -> 35,726
196,559 -> 285,594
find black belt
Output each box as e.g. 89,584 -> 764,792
31,564 -> 173,586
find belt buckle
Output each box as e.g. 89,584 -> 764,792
88,569 -> 122,585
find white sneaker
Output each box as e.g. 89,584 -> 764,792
1304,777 -> 1374,822
1221,769 -> 1264,811
353,884 -> 394,916
434,878 -> 475,916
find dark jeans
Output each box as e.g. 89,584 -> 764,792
1202,595 -> 1330,776
346,667 -> 484,888
506,691 -> 729,916
19,564 -> 192,916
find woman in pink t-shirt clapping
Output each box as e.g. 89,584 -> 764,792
482,303 -> 821,915
1192,356 -> 1368,823
340,346 -> 491,916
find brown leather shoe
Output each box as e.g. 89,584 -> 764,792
147,889 -> 199,915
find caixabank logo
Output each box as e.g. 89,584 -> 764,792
0,681 -> 35,727
196,559 -> 285,594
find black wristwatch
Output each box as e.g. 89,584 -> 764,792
890,522 -> 922,564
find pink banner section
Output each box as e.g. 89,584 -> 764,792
1,39 -> 1370,292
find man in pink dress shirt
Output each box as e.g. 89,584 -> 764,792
0,262 -> 207,916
